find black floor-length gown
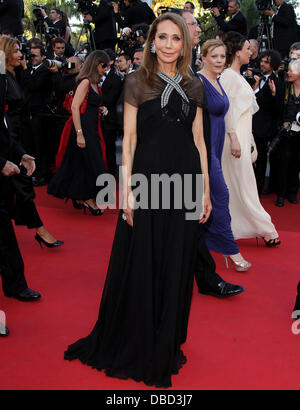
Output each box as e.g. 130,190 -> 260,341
48,84 -> 107,200
64,71 -> 205,388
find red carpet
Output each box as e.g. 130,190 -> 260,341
0,189 -> 300,390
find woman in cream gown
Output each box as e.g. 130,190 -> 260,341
220,32 -> 280,246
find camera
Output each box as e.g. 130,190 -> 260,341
44,59 -> 76,70
45,26 -> 61,42
202,0 -> 228,15
280,56 -> 291,72
75,0 -> 97,16
255,0 -> 273,11
158,6 -> 180,14
32,4 -> 46,20
244,67 -> 262,87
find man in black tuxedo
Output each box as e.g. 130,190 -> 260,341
39,7 -> 66,38
0,74 -> 41,310
212,0 -> 247,36
100,50 -> 124,176
263,0 -> 297,58
122,0 -> 156,28
84,0 -> 117,50
182,10 -> 244,298
0,0 -> 24,37
252,50 -> 284,196
46,37 -> 67,62
21,46 -> 53,185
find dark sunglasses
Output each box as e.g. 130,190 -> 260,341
100,62 -> 108,69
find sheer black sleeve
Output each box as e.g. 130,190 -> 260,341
124,71 -> 141,108
185,76 -> 205,108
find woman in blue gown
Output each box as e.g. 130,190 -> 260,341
198,39 -> 251,272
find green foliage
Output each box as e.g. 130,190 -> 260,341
23,0 -> 79,37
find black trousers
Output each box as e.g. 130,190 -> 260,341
10,170 -> 43,229
254,136 -> 269,196
276,131 -> 300,197
195,225 -> 223,291
30,113 -> 52,180
102,127 -> 118,176
0,200 -> 28,296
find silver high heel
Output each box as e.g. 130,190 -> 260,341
223,255 -> 252,272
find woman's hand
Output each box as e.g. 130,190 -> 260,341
99,106 -> 108,116
199,192 -> 212,224
230,134 -> 241,158
123,191 -> 134,227
77,132 -> 86,149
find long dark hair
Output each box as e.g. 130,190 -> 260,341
222,31 -> 247,66
76,50 -> 110,84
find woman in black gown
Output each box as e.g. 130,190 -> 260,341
64,13 -> 211,388
48,51 -> 108,215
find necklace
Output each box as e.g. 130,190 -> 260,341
201,69 -> 218,86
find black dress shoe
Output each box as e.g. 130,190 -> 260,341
288,194 -> 298,204
275,196 -> 285,207
0,326 -> 9,337
12,288 -> 41,302
199,280 -> 245,298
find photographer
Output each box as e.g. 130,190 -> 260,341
132,47 -> 143,67
274,59 -> 300,206
0,0 -> 24,37
50,56 -> 83,158
84,0 -> 117,50
263,0 -> 297,58
184,2 -> 196,14
46,37 -> 67,62
21,45 -> 53,185
100,49 -> 123,176
131,23 -> 149,48
38,7 -> 66,38
114,0 -> 155,29
212,0 -> 247,36
251,49 -> 284,196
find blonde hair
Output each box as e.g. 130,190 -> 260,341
76,50 -> 110,84
201,39 -> 226,57
140,12 -> 192,85
289,59 -> 300,75
0,36 -> 20,67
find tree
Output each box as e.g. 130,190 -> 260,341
23,0 -> 79,37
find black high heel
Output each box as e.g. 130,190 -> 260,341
35,233 -> 64,248
72,200 -> 83,210
263,237 -> 281,247
82,201 -> 103,216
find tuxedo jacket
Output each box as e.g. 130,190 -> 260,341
43,17 -> 66,38
0,0 -> 24,36
101,70 -> 124,131
122,0 -> 156,28
215,11 -> 247,36
0,75 -> 25,199
252,72 -> 284,138
93,0 -> 117,43
21,65 -> 53,113
272,2 -> 297,56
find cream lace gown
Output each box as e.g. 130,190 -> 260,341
220,68 -> 278,240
